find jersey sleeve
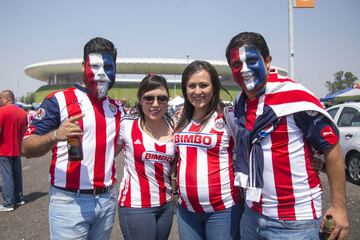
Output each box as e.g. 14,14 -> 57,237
28,95 -> 61,135
118,115 -> 134,145
293,111 -> 339,153
224,105 -> 238,140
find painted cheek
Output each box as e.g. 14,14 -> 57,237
232,69 -> 245,88
229,49 -> 244,87
244,47 -> 266,89
250,62 -> 266,87
84,58 -> 95,84
102,53 -> 116,82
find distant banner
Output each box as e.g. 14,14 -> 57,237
294,0 -> 315,8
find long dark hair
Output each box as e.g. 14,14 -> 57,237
174,60 -> 228,132
136,74 -> 173,128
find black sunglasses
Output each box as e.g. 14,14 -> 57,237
142,95 -> 169,103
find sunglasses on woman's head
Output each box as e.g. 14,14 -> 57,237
142,95 -> 169,103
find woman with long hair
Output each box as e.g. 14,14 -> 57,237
117,74 -> 176,240
174,60 -> 243,240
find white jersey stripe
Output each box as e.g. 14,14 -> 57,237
52,91 -> 69,187
75,89 -> 96,188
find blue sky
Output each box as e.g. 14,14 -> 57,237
0,0 -> 359,99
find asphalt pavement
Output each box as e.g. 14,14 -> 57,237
0,152 -> 359,239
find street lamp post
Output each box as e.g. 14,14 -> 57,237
288,0 -> 295,80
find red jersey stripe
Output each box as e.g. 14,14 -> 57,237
110,99 -> 122,183
246,98 -> 259,130
123,178 -> 131,207
155,143 -> 167,205
227,137 -> 241,202
271,118 -> 296,220
92,99 -> 107,188
50,146 -> 58,186
131,121 -> 151,208
208,127 -> 226,211
185,123 -> 204,213
177,150 -> 188,210
265,90 -> 323,109
64,90 -> 83,190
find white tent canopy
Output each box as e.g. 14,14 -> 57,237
336,88 -> 360,97
168,96 -> 184,106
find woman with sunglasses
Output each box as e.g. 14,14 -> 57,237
174,60 -> 243,240
117,74 -> 176,240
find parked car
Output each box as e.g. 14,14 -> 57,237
327,102 -> 360,184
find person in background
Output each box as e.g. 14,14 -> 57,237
22,37 -> 124,239
0,90 -> 28,211
27,107 -> 37,126
225,31 -> 349,240
117,74 -> 176,240
174,60 -> 243,240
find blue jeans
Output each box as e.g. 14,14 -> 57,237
118,200 -> 174,240
240,205 -> 321,240
177,203 -> 243,240
0,156 -> 23,207
49,186 -> 117,240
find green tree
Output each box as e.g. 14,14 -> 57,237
325,71 -> 358,93
20,92 -> 36,104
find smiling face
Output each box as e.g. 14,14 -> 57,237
229,45 -> 270,94
140,87 -> 169,122
186,69 -> 213,117
83,52 -> 116,99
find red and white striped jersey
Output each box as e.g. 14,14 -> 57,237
248,113 -> 323,220
117,117 -> 175,208
174,112 -> 241,213
226,74 -> 338,220
24,84 -> 124,189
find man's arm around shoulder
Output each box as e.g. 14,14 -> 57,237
323,143 -> 349,240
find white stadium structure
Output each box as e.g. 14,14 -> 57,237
25,58 -> 288,85
25,58 -> 288,104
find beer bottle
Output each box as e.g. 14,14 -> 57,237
320,215 -> 336,240
67,136 -> 83,161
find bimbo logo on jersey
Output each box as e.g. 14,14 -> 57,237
142,151 -> 174,163
174,132 -> 216,148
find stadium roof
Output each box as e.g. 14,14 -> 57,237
24,58 -> 233,82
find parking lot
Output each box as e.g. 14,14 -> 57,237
1,152 -> 359,239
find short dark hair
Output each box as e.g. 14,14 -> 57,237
1,90 -> 15,102
83,37 -> 117,62
225,32 -> 269,63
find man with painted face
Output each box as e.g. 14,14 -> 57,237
22,37 -> 124,239
225,32 -> 349,240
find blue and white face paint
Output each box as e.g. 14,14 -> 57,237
229,45 -> 267,92
84,52 -> 116,99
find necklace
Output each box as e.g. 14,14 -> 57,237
143,119 -> 171,140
